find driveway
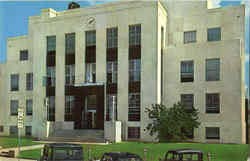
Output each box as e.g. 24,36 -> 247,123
0,157 -> 36,161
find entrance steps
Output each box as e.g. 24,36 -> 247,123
47,129 -> 105,143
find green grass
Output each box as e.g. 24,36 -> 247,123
19,142 -> 248,161
0,136 -> 41,148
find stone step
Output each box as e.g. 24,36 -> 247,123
46,136 -> 105,143
54,129 -> 104,137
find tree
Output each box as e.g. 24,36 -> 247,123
145,102 -> 200,142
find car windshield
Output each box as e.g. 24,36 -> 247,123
54,148 -> 82,160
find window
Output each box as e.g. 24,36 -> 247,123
10,126 -> 18,136
0,126 -> 4,132
25,126 -> 32,136
206,93 -> 220,113
107,28 -> 118,48
20,50 -> 28,61
87,95 -> 97,110
26,99 -> 33,116
128,93 -> 140,121
181,61 -> 194,82
10,100 -> 18,116
206,127 -> 220,139
129,25 -> 141,46
128,127 -> 140,139
184,31 -> 196,44
106,95 -> 117,121
65,65 -> 75,85
86,31 -> 96,47
207,28 -> 221,41
47,67 -> 56,87
129,59 -> 141,82
47,36 -> 56,52
206,58 -> 220,81
181,94 -> 194,112
107,61 -> 117,84
10,74 -> 19,91
47,96 -> 55,121
66,33 -> 75,54
65,96 -> 74,121
85,63 -> 96,83
26,73 -> 33,91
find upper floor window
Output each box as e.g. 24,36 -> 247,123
47,67 -> 56,87
47,36 -> 56,52
107,28 -> 118,48
65,96 -> 75,121
206,127 -> 220,139
26,99 -> 33,116
10,74 -> 19,91
207,28 -> 221,41
128,93 -> 140,121
65,33 -> 75,54
129,59 -> 141,82
184,31 -> 196,44
85,63 -> 96,83
10,100 -> 18,116
65,65 -> 75,85
181,94 -> 194,112
107,61 -> 117,84
206,93 -> 220,113
86,31 -> 96,47
129,25 -> 141,46
20,50 -> 28,61
181,61 -> 194,82
26,73 -> 33,91
206,58 -> 220,81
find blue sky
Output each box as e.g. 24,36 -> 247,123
0,0 -> 249,88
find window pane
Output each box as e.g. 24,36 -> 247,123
181,94 -> 194,111
206,59 -> 220,81
86,31 -> 96,47
181,61 -> 194,82
206,93 -> 220,113
107,28 -> 118,48
26,73 -> 33,91
184,31 -> 196,44
66,33 -> 75,54
20,50 -> 28,61
208,28 -> 221,41
10,100 -> 18,116
11,74 -> 19,91
129,25 -> 141,46
47,36 -> 56,52
26,99 -> 33,116
206,127 -> 220,139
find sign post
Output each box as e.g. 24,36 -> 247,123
17,108 -> 24,161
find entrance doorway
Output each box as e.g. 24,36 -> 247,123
73,85 -> 104,130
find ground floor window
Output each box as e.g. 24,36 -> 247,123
25,126 -> 32,136
206,127 -> 220,139
128,93 -> 140,121
48,96 -> 55,121
9,126 -> 18,136
128,127 -> 140,139
65,96 -> 75,121
0,126 -> 3,132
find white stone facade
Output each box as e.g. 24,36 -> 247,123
0,0 -> 246,144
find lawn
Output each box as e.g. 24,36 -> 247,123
0,136 -> 41,148
19,142 -> 248,161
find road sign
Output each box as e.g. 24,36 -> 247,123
17,108 -> 24,129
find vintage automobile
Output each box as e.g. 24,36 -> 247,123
161,149 -> 204,161
100,152 -> 143,161
39,143 -> 84,161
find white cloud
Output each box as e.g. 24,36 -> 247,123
207,0 -> 222,8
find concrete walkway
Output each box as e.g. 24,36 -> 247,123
0,157 -> 36,161
0,145 -> 44,152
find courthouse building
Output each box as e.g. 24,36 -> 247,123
0,0 -> 246,144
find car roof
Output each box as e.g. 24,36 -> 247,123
45,143 -> 82,148
167,149 -> 203,154
103,152 -> 140,158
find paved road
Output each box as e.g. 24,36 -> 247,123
0,157 -> 36,161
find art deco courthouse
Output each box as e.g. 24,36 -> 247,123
0,0 -> 246,144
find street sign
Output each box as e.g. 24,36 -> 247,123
17,108 -> 24,129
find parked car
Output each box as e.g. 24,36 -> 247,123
39,143 -> 84,161
160,149 -> 203,161
100,152 -> 143,161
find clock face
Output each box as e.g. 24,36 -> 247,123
86,17 -> 95,27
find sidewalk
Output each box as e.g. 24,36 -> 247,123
0,157 -> 36,161
0,145 -> 44,152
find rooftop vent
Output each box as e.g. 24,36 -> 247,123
68,2 -> 80,10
